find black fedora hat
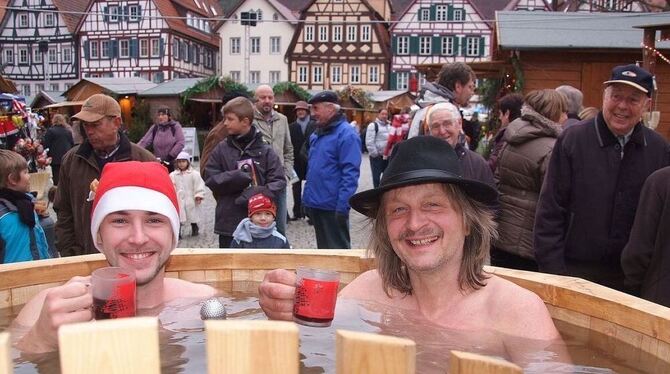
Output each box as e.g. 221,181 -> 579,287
349,136 -> 498,217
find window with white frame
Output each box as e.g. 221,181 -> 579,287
333,25 -> 342,42
33,48 -> 41,63
230,71 -> 240,82
346,25 -> 357,42
101,41 -> 110,58
419,8 -> 429,21
21,85 -> 30,96
270,37 -> 280,54
151,39 -> 160,57
436,5 -> 448,21
18,13 -> 28,27
368,65 -> 379,84
397,71 -> 408,90
250,71 -> 260,84
64,83 -> 73,90
453,9 -> 464,21
109,6 -> 120,22
230,37 -> 240,54
313,65 -> 322,83
318,26 -> 328,42
44,13 -> 55,27
129,5 -> 141,21
173,39 -> 180,59
304,25 -> 314,42
250,37 -> 260,54
270,71 -> 280,84
273,13 -> 278,21
90,41 -> 99,58
361,25 -> 371,42
140,39 -> 149,57
419,36 -> 431,55
298,65 -> 308,83
18,48 -> 28,64
397,36 -> 409,55
331,65 -> 341,83
441,36 -> 454,55
119,40 -> 129,57
350,65 -> 360,83
48,47 -> 57,63
50,83 -> 59,91
63,47 -> 72,62
466,37 -> 479,57
36,84 -> 45,92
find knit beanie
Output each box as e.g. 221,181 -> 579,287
90,161 -> 180,251
248,194 -> 276,218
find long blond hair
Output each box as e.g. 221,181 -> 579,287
368,184 -> 497,296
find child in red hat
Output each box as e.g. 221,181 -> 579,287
231,193 -> 289,248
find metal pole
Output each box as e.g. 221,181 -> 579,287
244,24 -> 250,85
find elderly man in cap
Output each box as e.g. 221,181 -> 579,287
258,136 -> 559,345
534,64 -> 670,291
302,91 -> 361,249
288,100 -> 315,220
54,94 -> 155,256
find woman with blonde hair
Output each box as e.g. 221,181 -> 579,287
493,89 -> 567,271
43,113 -> 74,185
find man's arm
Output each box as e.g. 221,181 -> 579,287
621,168 -> 667,294
53,152 -> 82,257
335,129 -> 362,215
533,135 -> 571,275
282,121 -> 294,177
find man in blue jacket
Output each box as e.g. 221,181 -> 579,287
302,91 -> 361,249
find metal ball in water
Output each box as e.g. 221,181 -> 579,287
200,297 -> 227,320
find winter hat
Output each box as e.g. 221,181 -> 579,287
90,161 -> 180,251
248,194 -> 276,218
176,151 -> 191,161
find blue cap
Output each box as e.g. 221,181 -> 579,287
308,91 -> 340,105
604,64 -> 654,97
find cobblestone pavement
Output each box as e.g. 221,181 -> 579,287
178,153 -> 374,250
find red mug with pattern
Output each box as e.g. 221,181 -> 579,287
91,267 -> 136,320
293,267 -> 340,327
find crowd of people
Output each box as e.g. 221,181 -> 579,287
2,61 -> 670,357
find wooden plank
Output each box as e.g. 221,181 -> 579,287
205,320 -> 299,374
10,282 -> 63,306
0,333 -> 11,374
58,317 -> 160,374
0,291 -> 10,310
336,330 -> 415,374
449,351 -> 522,374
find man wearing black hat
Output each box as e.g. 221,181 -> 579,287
288,100 -> 315,220
534,64 -> 670,291
258,136 -> 559,342
302,91 -> 361,249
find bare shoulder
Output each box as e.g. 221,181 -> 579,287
485,275 -> 559,340
339,270 -> 396,304
163,278 -> 217,302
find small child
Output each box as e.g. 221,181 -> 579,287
0,149 -> 52,263
169,151 -> 206,237
231,194 -> 290,248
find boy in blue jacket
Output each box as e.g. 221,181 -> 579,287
231,193 -> 289,248
0,150 -> 52,263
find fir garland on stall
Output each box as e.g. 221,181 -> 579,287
272,82 -> 311,101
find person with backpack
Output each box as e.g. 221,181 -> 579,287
364,108 -> 390,188
138,107 -> 185,172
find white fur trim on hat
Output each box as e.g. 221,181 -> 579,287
90,186 -> 180,251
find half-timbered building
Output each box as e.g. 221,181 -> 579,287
0,0 -> 88,97
216,0 -> 298,86
287,0 -> 391,91
388,0 -> 509,90
558,0 -> 657,12
77,0 -> 221,83
504,0 -> 552,11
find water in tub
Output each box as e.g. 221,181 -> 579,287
1,281 -> 667,373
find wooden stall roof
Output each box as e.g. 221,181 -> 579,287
63,78 -> 157,101
0,74 -> 16,93
30,90 -> 65,109
139,78 -> 202,97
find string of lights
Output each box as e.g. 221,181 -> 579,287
641,42 -> 670,65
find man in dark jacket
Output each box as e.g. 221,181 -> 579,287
288,101 -> 315,220
534,64 -> 670,291
621,166 -> 670,307
302,91 -> 361,249
54,94 -> 155,256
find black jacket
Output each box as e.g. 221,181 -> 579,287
43,125 -> 74,165
534,113 -> 669,289
288,118 -> 315,179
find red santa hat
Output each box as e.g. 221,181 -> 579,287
90,161 -> 180,251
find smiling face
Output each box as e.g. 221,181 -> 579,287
428,107 -> 462,147
97,210 -> 174,286
382,183 -> 468,274
250,211 -> 275,228
602,84 -> 649,136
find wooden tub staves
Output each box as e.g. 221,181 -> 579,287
1,249 -> 670,373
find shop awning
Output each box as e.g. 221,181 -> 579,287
43,101 -> 85,108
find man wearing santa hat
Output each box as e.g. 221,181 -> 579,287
13,161 -> 216,353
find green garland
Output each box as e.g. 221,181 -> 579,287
181,76 -> 252,105
273,82 -> 311,101
511,55 -> 524,92
337,85 -> 373,109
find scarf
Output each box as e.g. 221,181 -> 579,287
232,126 -> 257,148
0,188 -> 36,228
232,217 -> 287,244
